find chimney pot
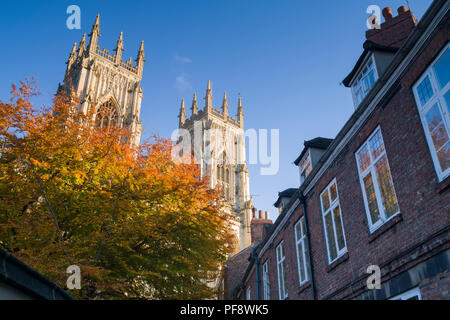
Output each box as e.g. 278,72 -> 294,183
259,210 -> 263,219
382,7 -> 393,21
398,6 -> 407,14
265,211 -> 269,220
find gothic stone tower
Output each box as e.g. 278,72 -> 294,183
60,14 -> 145,146
178,80 -> 253,252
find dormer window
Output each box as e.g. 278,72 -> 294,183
344,39 -> 401,108
299,150 -> 312,185
352,55 -> 378,106
294,138 -> 333,186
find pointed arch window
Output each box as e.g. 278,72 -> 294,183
95,99 -> 119,128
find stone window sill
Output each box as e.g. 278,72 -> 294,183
326,252 -> 349,273
297,281 -> 311,295
368,213 -> 403,243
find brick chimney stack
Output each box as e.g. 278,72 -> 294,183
251,208 -> 273,245
366,6 -> 418,48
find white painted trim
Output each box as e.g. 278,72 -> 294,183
389,287 -> 422,300
294,216 -> 310,285
319,178 -> 348,263
355,126 -> 400,233
276,241 -> 288,300
262,261 -> 270,300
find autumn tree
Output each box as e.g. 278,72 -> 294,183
0,80 -> 234,299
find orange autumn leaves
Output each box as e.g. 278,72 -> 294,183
0,80 -> 234,299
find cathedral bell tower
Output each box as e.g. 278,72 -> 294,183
177,80 -> 253,252
60,14 -> 146,146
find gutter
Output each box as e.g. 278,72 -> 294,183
299,192 -> 317,300
250,243 -> 261,300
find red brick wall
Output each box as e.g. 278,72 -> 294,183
420,270 -> 449,300
240,9 -> 449,300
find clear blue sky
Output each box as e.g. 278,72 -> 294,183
0,0 -> 432,221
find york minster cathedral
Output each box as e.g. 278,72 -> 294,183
60,14 -> 253,252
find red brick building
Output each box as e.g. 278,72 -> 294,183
225,0 -> 449,300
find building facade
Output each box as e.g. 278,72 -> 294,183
177,81 -> 254,251
60,14 -> 145,146
227,0 -> 449,300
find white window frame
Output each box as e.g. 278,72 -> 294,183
355,127 -> 400,233
351,54 -> 379,107
412,43 -> 450,182
299,149 -> 312,185
320,178 -> 347,264
276,241 -> 288,300
294,217 -> 310,285
262,261 -> 270,300
246,286 -> 251,300
389,287 -> 422,300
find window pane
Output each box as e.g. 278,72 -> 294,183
357,145 -> 371,173
330,183 -> 337,202
444,91 -> 450,114
297,241 -> 305,282
301,153 -> 310,171
368,70 -> 375,87
282,261 -> 287,297
417,76 -> 434,106
279,266 -> 284,298
363,77 -> 370,93
333,206 -> 346,251
321,190 -> 330,211
303,237 -> 311,280
434,49 -> 449,89
325,212 -> 337,261
431,123 -> 450,151
375,155 -> 399,217
295,222 -> 301,239
426,103 -> 444,132
369,129 -> 385,160
437,141 -> 450,172
306,162 -> 312,176
356,89 -> 363,104
363,173 -> 381,225
426,104 -> 450,153
301,170 -> 307,182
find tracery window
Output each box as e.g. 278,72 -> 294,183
95,99 -> 118,128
